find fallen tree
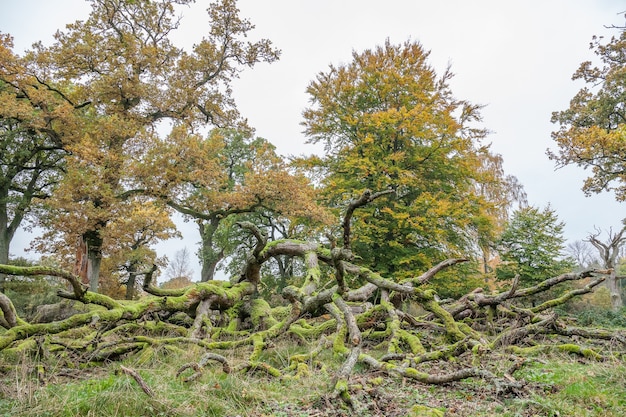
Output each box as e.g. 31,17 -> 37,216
0,191 -> 624,407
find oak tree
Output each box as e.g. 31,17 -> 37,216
1,0 -> 279,291
586,224 -> 626,310
143,127 -> 330,281
550,25 -> 626,199
0,36 -> 68,292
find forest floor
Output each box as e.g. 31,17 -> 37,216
1,336 -> 625,417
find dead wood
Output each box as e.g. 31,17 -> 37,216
0,191 -> 623,407
120,365 -> 154,397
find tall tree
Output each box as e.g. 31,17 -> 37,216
0,119 -> 65,292
496,206 -> 574,286
300,39 -> 523,279
0,36 -> 68,292
587,224 -> 626,310
1,0 -> 279,291
472,150 -> 527,273
549,24 -> 626,199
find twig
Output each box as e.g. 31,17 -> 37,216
120,365 -> 154,397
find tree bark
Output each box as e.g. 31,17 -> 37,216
199,218 -> 224,282
0,200 -> 17,293
126,272 -> 138,300
0,230 -> 9,293
82,228 -> 104,293
88,250 -> 102,293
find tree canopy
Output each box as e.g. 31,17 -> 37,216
142,127 -> 330,281
550,25 -> 626,200
1,0 -> 280,291
300,40 -> 524,280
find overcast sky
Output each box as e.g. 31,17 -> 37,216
2,0 -> 625,280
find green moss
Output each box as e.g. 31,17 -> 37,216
3,339 -> 37,358
418,296 -> 466,342
399,329 -> 425,354
250,334 -> 266,361
409,404 -> 445,417
247,361 -> 282,378
333,326 -> 349,355
249,298 -> 279,329
334,378 -> 352,404
369,376 -> 384,386
404,367 -> 429,381
294,362 -> 310,378
82,291 -> 123,310
557,343 -> 602,359
507,344 -> 602,360
258,239 -> 309,258
289,319 -> 336,339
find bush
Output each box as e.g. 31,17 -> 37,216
574,306 -> 626,328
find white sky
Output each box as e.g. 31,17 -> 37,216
1,0 -> 625,280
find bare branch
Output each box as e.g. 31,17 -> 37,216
342,189 -> 394,249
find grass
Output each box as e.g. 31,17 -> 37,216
490,357 -> 626,417
0,344 -> 331,417
0,343 -> 625,416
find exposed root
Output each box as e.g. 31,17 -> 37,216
177,352 -> 231,382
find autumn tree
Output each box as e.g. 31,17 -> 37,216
496,205 -> 575,286
472,151 -> 527,273
103,200 -> 177,299
1,0 -> 280,291
300,39 -> 523,280
0,36 -> 68,292
143,127 -> 330,281
549,24 -> 626,199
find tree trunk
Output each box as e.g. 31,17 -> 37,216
0,205 -> 15,293
126,272 -> 137,300
0,232 -> 8,293
200,251 -> 223,282
588,227 -> 625,311
199,218 -> 224,282
84,230 -> 103,293
276,255 -> 294,292
608,269 -> 623,310
88,252 -> 102,293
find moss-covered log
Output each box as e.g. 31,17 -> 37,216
0,193 -> 623,408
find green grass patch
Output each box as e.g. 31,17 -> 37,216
1,345 -> 626,416
492,358 -> 626,417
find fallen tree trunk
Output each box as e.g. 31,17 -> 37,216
1,253 -> 622,406
0,192 -> 624,408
